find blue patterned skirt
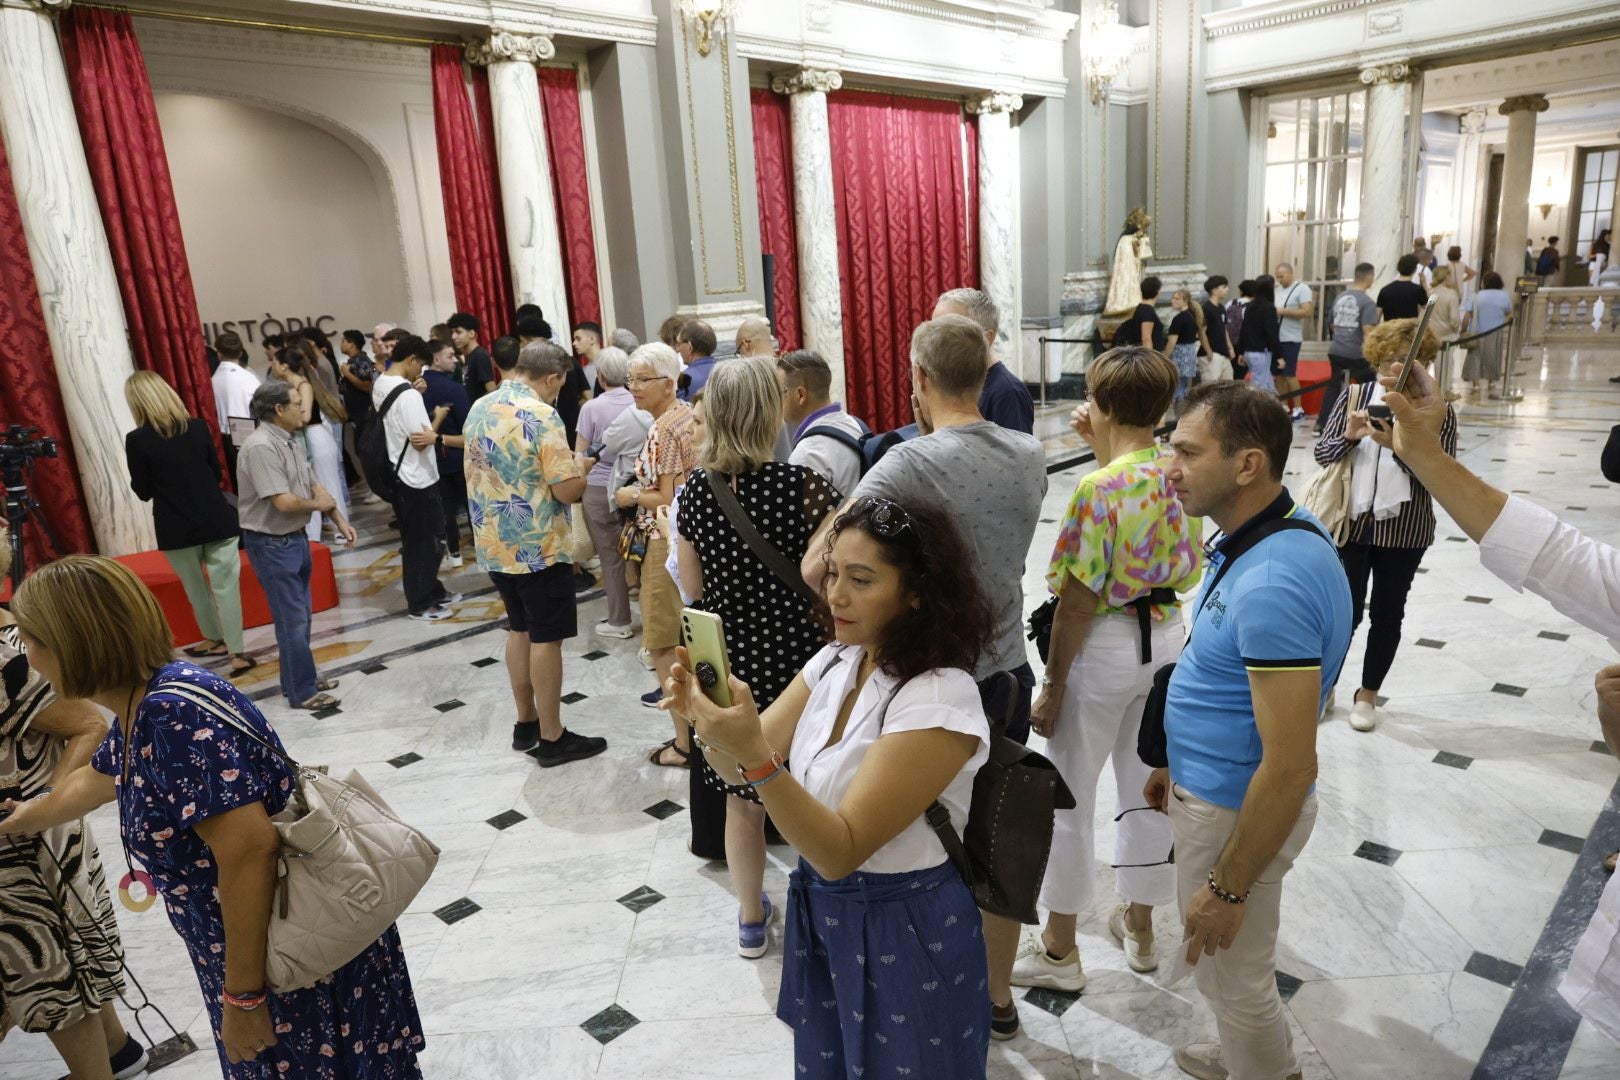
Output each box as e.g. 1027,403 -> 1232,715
1246,350 -> 1276,392
777,859 -> 990,1079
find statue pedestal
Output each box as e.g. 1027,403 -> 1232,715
1061,261 -> 1208,378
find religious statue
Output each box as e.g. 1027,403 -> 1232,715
1104,207 -> 1154,315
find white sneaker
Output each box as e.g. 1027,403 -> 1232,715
440,591 -> 465,606
637,647 -> 654,671
596,621 -> 637,639
1291,407 -> 1307,421
1349,699 -> 1378,732
1319,687 -> 1336,721
1175,1043 -> 1228,1080
1010,934 -> 1086,992
1109,903 -> 1158,972
409,606 -> 453,622
442,553 -> 464,569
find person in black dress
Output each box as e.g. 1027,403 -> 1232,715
676,357 -> 838,959
123,372 -> 250,676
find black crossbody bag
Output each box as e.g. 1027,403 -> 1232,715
1137,516 -> 1332,768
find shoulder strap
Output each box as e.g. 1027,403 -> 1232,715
704,470 -> 820,606
802,425 -> 866,463
1192,516 -> 1329,634
375,383 -> 410,421
152,680 -> 303,772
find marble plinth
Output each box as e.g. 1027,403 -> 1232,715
1060,261 -> 1208,374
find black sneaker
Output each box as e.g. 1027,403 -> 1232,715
111,1035 -> 150,1079
512,721 -> 540,752
530,728 -> 608,768
990,1000 -> 1021,1042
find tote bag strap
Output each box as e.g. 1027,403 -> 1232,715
151,681 -> 303,773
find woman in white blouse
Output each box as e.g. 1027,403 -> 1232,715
664,496 -> 998,1079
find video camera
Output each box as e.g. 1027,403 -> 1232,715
2,424 -> 61,590
0,425 -> 57,469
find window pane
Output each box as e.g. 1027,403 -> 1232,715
1304,97 -> 1325,159
1603,150 -> 1619,182
1345,92 -> 1366,153
1587,153 -> 1602,183
1266,99 -> 1298,163
1266,163 -> 1297,221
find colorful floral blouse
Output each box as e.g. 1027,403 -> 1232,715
634,401 -> 699,541
1046,445 -> 1204,618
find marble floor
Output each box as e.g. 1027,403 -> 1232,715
4,345 -> 1620,1079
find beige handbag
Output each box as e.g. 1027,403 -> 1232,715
1301,384 -> 1363,545
151,682 -> 440,992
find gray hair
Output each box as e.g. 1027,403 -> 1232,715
249,380 -> 293,422
936,287 -> 999,340
610,328 -> 640,353
515,340 -> 572,380
911,315 -> 990,399
593,346 -> 630,388
628,341 -> 682,382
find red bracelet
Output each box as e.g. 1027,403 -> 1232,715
222,988 -> 268,1011
736,750 -> 785,786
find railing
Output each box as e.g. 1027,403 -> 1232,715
1523,287 -> 1620,345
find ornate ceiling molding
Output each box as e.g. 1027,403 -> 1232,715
1203,0 -> 1387,40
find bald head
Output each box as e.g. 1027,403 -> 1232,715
735,317 -> 774,358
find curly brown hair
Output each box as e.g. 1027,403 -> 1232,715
1363,317 -> 1439,371
814,498 -> 996,682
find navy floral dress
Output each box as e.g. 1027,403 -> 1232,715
91,662 -> 424,1078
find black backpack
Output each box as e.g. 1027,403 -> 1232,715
358,384 -> 411,504
800,418 -> 880,480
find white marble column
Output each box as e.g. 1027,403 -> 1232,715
1493,94 -> 1549,282
771,68 -> 846,402
970,91 -> 1023,372
1357,62 -> 1418,289
0,1 -> 153,555
1453,107 -> 1489,274
467,32 -> 570,343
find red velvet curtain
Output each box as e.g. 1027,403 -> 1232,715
750,88 -> 801,353
828,91 -> 976,431
539,67 -> 602,329
964,117 -> 980,289
58,8 -> 220,457
432,45 -> 512,339
0,139 -> 96,563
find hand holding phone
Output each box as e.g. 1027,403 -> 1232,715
1368,296 -> 1438,429
680,608 -> 733,707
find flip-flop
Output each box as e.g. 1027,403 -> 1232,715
291,692 -> 339,711
647,739 -> 690,769
1605,851 -> 1618,875
183,642 -> 228,658
228,655 -> 258,676
315,678 -> 340,692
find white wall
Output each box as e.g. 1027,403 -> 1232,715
155,93 -> 407,350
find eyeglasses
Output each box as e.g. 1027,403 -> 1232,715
625,375 -> 671,387
1111,807 -> 1175,868
852,496 -> 912,537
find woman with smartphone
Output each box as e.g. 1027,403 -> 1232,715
1313,318 -> 1457,731
664,497 -> 998,1078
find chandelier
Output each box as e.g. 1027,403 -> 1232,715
677,0 -> 742,58
1085,0 -> 1133,107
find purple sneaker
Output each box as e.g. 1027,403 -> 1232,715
738,894 -> 773,959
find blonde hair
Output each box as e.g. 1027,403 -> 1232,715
1431,265 -> 1454,290
124,371 -> 190,439
1363,318 -> 1440,371
700,357 -> 781,474
1173,289 -> 1206,335
11,556 -> 175,698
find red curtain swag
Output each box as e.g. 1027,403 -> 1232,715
58,8 -> 222,467
827,90 -> 977,432
432,46 -> 512,339
0,137 -> 96,562
539,67 -> 603,330
750,88 -> 802,354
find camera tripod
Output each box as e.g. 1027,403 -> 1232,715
4,458 -> 62,592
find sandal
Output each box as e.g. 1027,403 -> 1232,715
315,678 -> 340,692
648,739 -> 690,769
183,641 -> 228,658
291,692 -> 339,711
228,654 -> 258,676
1605,851 -> 1618,875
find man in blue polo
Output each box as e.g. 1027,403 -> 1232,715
1148,381 -> 1351,1080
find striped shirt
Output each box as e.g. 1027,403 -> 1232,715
1313,381 -> 1457,549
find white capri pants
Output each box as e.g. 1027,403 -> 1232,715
1039,615 -> 1181,916
303,419 -> 348,542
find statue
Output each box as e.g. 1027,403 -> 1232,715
1104,207 -> 1154,315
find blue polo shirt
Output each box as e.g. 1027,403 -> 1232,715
1164,493 -> 1352,809
679,356 -> 717,402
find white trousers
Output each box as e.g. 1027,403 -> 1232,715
303,420 -> 348,541
1039,616 -> 1181,915
1199,353 -> 1234,383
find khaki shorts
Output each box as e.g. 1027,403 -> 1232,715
641,537 -> 682,650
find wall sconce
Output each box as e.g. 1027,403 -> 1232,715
1537,201 -> 1557,219
1533,173 -> 1561,221
677,0 -> 741,57
1084,0 -> 1132,107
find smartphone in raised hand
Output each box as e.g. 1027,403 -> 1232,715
1367,295 -> 1438,429
681,608 -> 733,707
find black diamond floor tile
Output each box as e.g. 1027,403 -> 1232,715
1414,567 -> 1429,574
1433,751 -> 1472,770
1463,595 -> 1493,604
1415,638 -> 1446,649
361,663 -> 388,674
1511,490 -> 1531,495
434,897 -> 482,926
1538,829 -> 1584,855
434,699 -> 466,712
617,886 -> 666,914
470,657 -> 500,668
1538,631 -> 1570,641
1275,971 -> 1304,1002
312,705 -> 342,719
562,692 -> 589,705
1463,951 -> 1523,989
1491,683 -> 1527,697
388,752 -> 423,768
581,1004 -> 640,1045
582,650 -> 610,661
487,809 -> 528,831
1354,840 -> 1402,866
1375,695 -> 1389,707
1567,506 -> 1588,512
1594,740 -> 1615,756
1022,986 -> 1081,1018
643,799 -> 684,820
1445,536 -> 1468,542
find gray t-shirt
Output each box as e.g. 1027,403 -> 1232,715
855,421 -> 1047,678
1328,288 -> 1378,359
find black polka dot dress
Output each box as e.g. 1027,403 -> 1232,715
679,463 -> 837,854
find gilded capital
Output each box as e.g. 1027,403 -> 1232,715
969,91 -> 1025,116
466,30 -> 555,66
771,68 -> 843,95
1358,61 -> 1412,86
1499,94 -> 1550,116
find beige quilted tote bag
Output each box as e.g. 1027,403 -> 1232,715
154,683 -> 440,992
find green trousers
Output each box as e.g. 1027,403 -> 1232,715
163,537 -> 245,655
